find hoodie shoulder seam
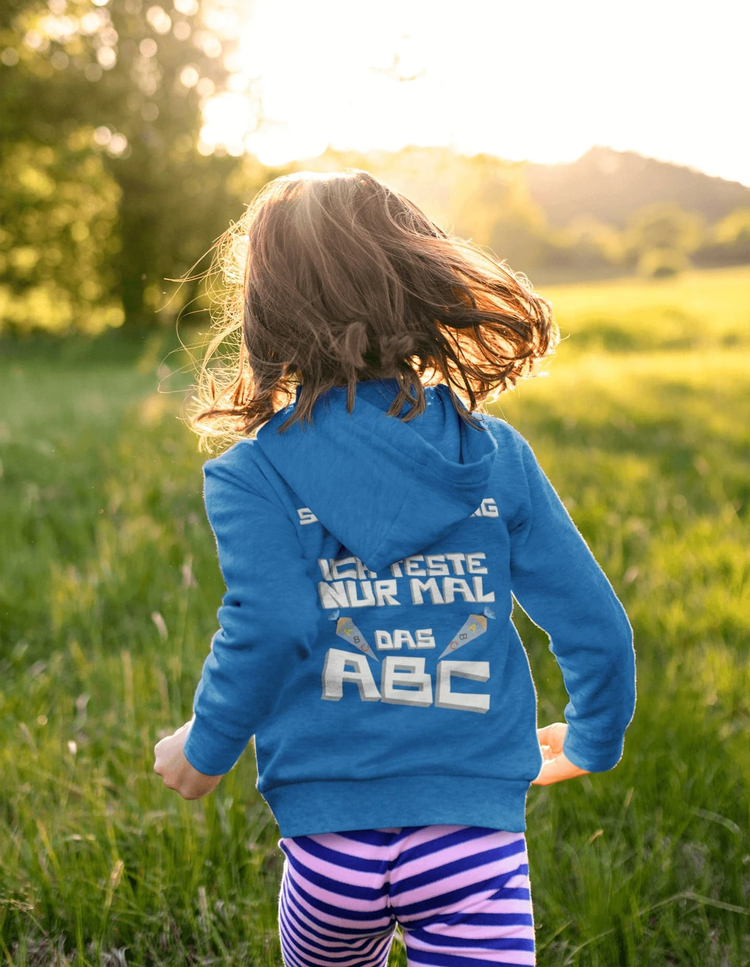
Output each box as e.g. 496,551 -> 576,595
203,439 -> 285,509
475,414 -> 533,533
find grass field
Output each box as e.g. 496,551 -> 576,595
0,265 -> 748,966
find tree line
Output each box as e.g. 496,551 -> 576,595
1,0 -> 748,335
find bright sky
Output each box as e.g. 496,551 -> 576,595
200,0 -> 750,187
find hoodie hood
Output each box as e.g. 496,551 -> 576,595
255,379 -> 498,572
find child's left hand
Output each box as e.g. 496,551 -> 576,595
153,719 -> 225,800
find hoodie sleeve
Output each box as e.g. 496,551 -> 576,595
508,430 -> 636,773
182,456 -> 320,776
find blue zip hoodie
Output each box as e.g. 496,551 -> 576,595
182,378 -> 636,837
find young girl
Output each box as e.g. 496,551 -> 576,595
154,169 -> 637,966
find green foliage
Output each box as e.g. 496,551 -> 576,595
637,248 -> 692,279
1,67 -> 749,333
714,206 -> 750,248
539,213 -> 626,277
0,0 -> 253,331
0,139 -> 123,335
694,207 -> 750,268
0,266 -> 748,964
633,203 -> 705,251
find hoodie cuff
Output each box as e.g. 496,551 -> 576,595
182,713 -> 250,777
562,727 -> 626,774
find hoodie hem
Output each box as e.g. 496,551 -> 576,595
262,775 -> 531,838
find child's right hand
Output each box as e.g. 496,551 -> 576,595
531,722 -> 591,786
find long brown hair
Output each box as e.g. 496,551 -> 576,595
184,168 -> 558,451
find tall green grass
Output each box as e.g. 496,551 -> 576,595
0,265 -> 748,966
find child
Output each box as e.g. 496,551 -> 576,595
153,169 -> 637,966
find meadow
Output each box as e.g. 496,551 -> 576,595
0,264 -> 748,966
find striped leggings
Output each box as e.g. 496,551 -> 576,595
277,825 -> 536,966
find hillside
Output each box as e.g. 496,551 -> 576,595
524,144 -> 750,229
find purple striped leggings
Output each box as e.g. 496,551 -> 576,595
277,825 -> 536,966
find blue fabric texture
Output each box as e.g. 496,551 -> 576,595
182,378 -> 636,838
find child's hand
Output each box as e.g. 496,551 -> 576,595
531,722 -> 591,786
153,718 -> 224,800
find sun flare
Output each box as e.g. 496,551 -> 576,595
195,0 -> 749,186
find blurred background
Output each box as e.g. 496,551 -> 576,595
1,0 -> 749,335
0,1 -> 748,965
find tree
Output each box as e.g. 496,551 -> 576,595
558,214 -> 624,270
622,202 -> 706,268
0,0 -> 256,331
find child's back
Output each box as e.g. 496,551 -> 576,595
159,168 -> 637,966
183,377 -> 635,838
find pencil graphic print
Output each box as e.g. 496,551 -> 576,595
437,606 -> 496,660
335,616 -> 380,662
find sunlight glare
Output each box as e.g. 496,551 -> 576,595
197,0 -> 750,185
